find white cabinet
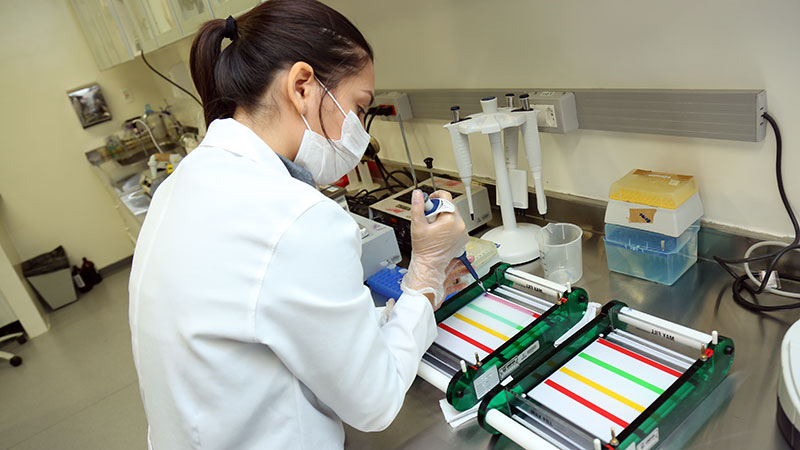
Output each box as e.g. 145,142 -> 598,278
70,0 -> 133,70
110,0 -> 158,53
170,0 -> 214,37
140,0 -> 183,47
208,0 -> 259,18
71,0 -> 260,70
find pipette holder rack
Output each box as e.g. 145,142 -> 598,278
444,96 -> 546,264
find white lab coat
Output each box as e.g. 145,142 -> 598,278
129,118 -> 437,450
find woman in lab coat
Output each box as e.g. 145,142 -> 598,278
128,1 -> 470,449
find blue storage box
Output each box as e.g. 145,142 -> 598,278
604,220 -> 700,285
366,266 -> 406,305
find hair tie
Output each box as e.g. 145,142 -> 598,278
224,16 -> 238,41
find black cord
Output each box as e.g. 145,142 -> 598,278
715,112 -> 800,311
140,48 -> 203,106
374,154 -> 391,186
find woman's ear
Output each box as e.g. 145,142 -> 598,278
286,62 -> 316,117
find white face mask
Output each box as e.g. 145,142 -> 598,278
294,79 -> 370,185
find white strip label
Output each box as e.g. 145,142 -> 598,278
499,340 -> 540,380
473,365 -> 500,400
637,427 -> 659,450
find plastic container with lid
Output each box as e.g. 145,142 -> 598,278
605,192 -> 704,237
604,220 -> 700,285
609,169 -> 698,209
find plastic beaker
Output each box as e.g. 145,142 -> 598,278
538,223 -> 583,284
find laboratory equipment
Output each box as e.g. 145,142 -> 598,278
477,301 -> 733,450
370,177 -> 492,251
366,265 -> 407,305
424,157 -> 437,190
372,92 -> 419,187
345,136 -> 381,193
609,169 -> 698,210
320,184 -> 401,282
366,237 -> 500,305
139,153 -> 183,196
421,195 -> 485,292
538,223 -> 583,285
345,160 -> 380,193
604,169 -> 703,237
459,237 -> 502,284
348,212 -> 402,280
604,170 -> 703,285
779,320 -> 800,448
444,96 -> 547,264
604,221 -> 701,286
418,264 -> 601,412
319,184 -> 349,210
605,193 -> 704,238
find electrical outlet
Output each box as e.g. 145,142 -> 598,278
373,92 -> 413,121
526,91 -> 579,133
122,88 -> 134,104
535,104 -> 557,128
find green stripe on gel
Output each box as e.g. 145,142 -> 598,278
578,353 -> 665,395
466,304 -> 524,330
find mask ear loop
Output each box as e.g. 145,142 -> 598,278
315,76 -> 347,116
300,113 -> 312,131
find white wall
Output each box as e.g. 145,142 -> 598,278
137,38 -> 205,137
0,0 -> 218,270
0,0 -> 180,267
8,0 -> 790,271
0,202 -> 48,337
328,0 -> 800,238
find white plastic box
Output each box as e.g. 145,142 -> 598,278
605,192 -> 704,238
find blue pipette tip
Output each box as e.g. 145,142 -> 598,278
458,252 -> 486,293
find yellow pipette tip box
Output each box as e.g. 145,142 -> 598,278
609,169 -> 698,210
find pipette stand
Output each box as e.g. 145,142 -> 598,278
345,161 -> 379,193
445,96 -> 544,264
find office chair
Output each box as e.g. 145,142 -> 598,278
0,332 -> 25,366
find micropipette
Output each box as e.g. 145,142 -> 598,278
422,194 -> 487,292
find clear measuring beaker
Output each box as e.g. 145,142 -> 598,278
538,223 -> 583,284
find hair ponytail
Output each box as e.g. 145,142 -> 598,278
189,0 -> 373,128
190,19 -> 235,127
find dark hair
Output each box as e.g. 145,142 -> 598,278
190,0 -> 373,128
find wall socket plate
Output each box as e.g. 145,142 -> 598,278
374,91 -> 413,121
528,91 -> 578,133
537,104 -> 557,128
122,88 -> 134,104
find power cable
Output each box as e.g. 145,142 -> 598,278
140,48 -> 203,106
714,113 -> 800,311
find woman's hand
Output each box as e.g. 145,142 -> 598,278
400,189 -> 470,309
443,256 -> 472,298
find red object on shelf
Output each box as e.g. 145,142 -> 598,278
333,175 -> 349,187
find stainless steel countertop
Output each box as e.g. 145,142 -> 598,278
345,229 -> 795,449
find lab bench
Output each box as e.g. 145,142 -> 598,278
345,221 -> 795,449
89,164 -> 149,245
